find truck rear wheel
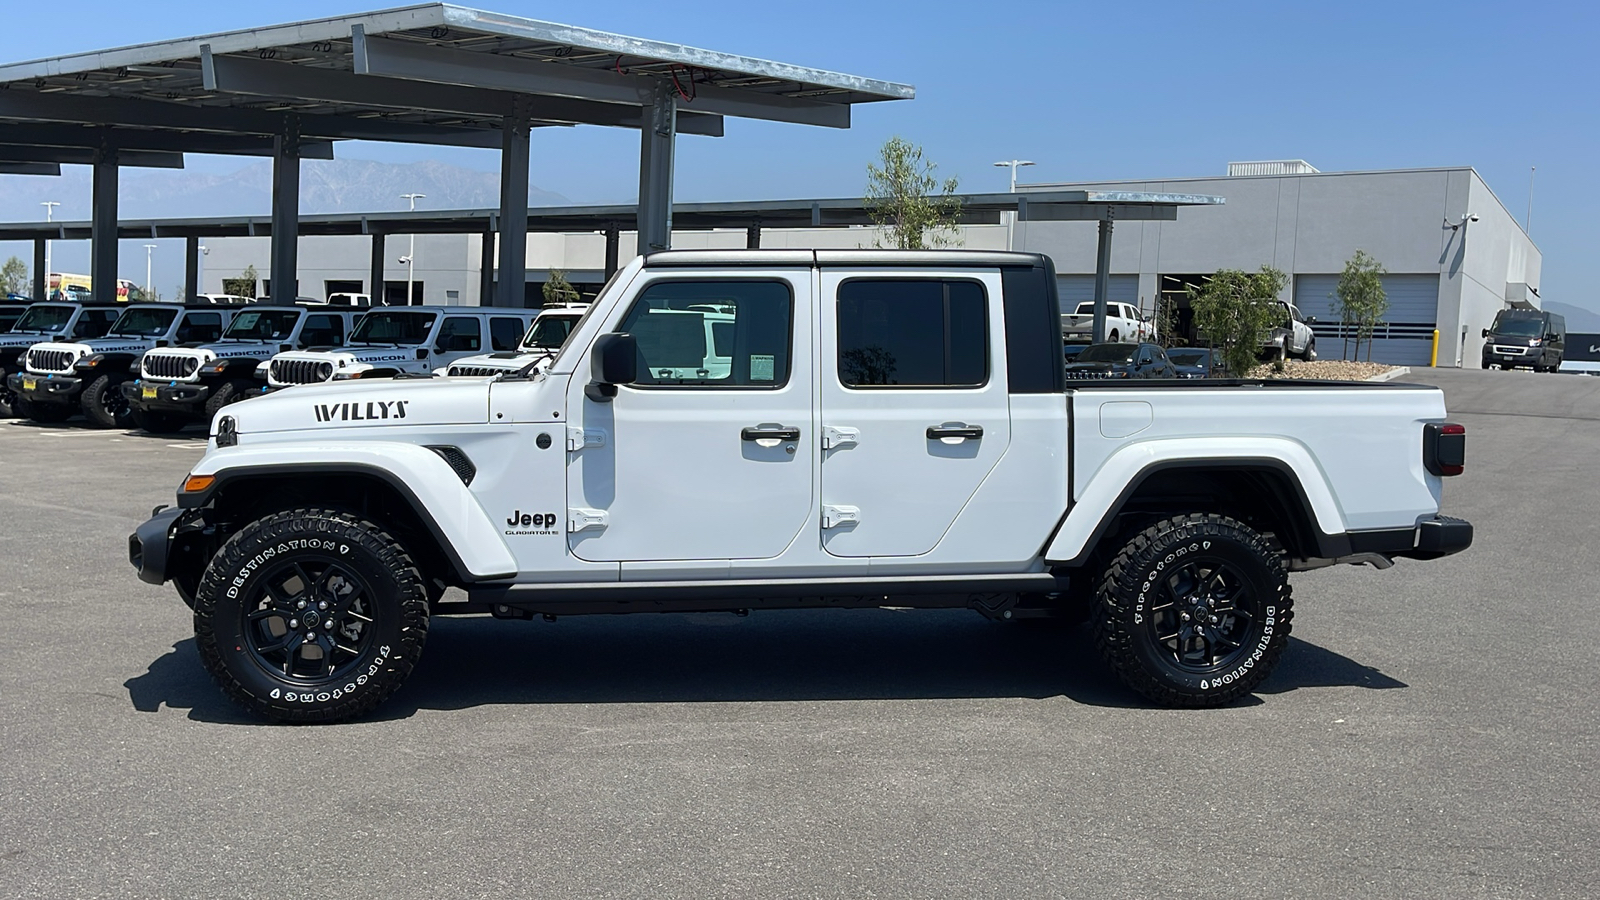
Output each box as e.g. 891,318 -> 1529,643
82,374 -> 131,428
192,508 -> 430,723
1092,513 -> 1293,707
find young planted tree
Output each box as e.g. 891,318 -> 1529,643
1336,250 -> 1388,361
1188,266 -> 1288,377
0,256 -> 28,296
223,265 -> 259,300
542,268 -> 580,307
864,136 -> 962,250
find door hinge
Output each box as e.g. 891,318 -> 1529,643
568,507 -> 609,532
821,425 -> 859,451
821,505 -> 860,529
566,426 -> 607,451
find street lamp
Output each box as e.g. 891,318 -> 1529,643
143,244 -> 158,299
993,159 -> 1035,192
400,192 -> 426,304
198,243 -> 209,298
40,201 -> 59,299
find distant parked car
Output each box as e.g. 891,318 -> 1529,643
1061,301 -> 1156,344
192,294 -> 253,305
1064,342 -> 1176,380
1063,342 -> 1089,364
1264,301 -> 1317,360
327,292 -> 375,307
1166,347 -> 1217,379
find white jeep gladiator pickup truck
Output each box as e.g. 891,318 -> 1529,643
129,250 -> 1472,723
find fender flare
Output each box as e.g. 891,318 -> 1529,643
1044,437 -> 1348,565
179,441 -> 517,581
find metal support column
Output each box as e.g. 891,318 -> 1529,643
478,231 -> 495,305
31,239 -> 45,302
1091,215 -> 1115,344
495,103 -> 532,308
603,222 -> 620,279
369,232 -> 385,303
183,235 -> 200,301
269,120 -> 301,304
91,142 -> 119,305
636,79 -> 677,254
746,221 -> 762,249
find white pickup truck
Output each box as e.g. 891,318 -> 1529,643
129,250 -> 1472,723
1061,300 -> 1154,344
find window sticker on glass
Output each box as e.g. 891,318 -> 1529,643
750,354 -> 775,382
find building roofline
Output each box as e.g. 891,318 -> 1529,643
1019,165 -> 1480,189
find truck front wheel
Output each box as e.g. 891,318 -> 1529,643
1092,513 -> 1294,707
192,508 -> 430,723
82,374 -> 131,428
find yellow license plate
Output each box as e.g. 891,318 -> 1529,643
142,385 -> 158,399
21,377 -> 35,391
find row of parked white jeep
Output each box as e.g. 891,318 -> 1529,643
0,299 -> 590,431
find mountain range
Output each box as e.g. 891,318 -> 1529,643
1542,302 -> 1600,333
0,158 -> 568,223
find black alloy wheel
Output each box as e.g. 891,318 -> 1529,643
242,558 -> 380,682
1093,513 -> 1293,707
82,374 -> 131,428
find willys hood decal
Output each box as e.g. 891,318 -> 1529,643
225,377 -> 492,433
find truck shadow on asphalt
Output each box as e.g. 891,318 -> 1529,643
124,610 -> 1406,724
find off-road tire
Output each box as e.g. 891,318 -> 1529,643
1108,329 -> 1120,342
81,374 -> 131,428
193,508 -> 430,724
14,396 -> 71,423
1092,513 -> 1293,707
204,378 -> 257,422
131,406 -> 187,434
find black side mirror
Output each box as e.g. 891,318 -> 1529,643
586,332 -> 637,402
1481,328 -> 1490,339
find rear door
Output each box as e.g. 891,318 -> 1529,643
564,268 -> 814,563
817,269 -> 1010,557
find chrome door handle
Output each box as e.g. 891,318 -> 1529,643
927,423 -> 983,440
742,424 -> 801,441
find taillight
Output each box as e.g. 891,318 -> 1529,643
1424,423 -> 1466,476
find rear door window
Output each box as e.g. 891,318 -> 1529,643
836,279 -> 987,388
437,316 -> 482,352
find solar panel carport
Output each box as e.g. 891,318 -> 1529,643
0,4 -> 913,305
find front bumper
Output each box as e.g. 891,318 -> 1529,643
129,505 -> 186,585
7,371 -> 84,404
122,379 -> 211,413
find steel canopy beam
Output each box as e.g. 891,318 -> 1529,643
1018,204 -> 1179,222
354,32 -> 850,129
0,123 -> 334,158
0,162 -> 59,175
0,145 -> 183,168
203,51 -> 724,138
91,145 -> 118,304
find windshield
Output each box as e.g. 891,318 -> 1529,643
11,304 -> 73,333
1077,343 -> 1138,363
224,309 -> 302,341
1073,302 -> 1097,315
1491,316 -> 1543,337
110,307 -> 179,337
522,314 -> 578,351
1167,349 -> 1211,366
349,311 -> 437,345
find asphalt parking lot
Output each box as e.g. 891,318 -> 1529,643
0,367 -> 1595,900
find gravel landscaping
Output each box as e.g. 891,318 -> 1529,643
1243,359 -> 1403,381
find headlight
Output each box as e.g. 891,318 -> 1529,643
317,362 -> 335,381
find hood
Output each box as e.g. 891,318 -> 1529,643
0,331 -> 61,349
444,349 -> 555,377
78,335 -> 158,355
223,377 -> 492,435
267,346 -> 425,386
191,339 -> 284,359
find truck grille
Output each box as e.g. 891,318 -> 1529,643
1063,370 -> 1117,380
143,353 -> 200,379
270,358 -> 335,384
446,364 -> 508,377
28,348 -> 77,374
1491,345 -> 1527,356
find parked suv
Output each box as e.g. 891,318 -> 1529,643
0,302 -> 122,418
1482,309 -> 1565,372
265,306 -> 536,388
1064,341 -> 1177,379
10,304 -> 233,427
444,306 -> 588,377
125,306 -> 362,432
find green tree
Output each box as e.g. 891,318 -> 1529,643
1188,266 -> 1288,377
864,136 -> 962,249
542,268 -> 580,307
0,256 -> 28,296
1336,250 -> 1388,361
223,265 -> 258,300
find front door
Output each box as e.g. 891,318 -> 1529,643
817,270 -> 1011,558
565,269 -> 815,562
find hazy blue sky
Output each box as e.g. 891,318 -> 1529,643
2,0 -> 1594,309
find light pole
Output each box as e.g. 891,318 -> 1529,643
144,244 -> 158,300
993,160 -> 1035,250
198,243 -> 209,298
40,201 -> 59,299
400,192 -> 426,304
